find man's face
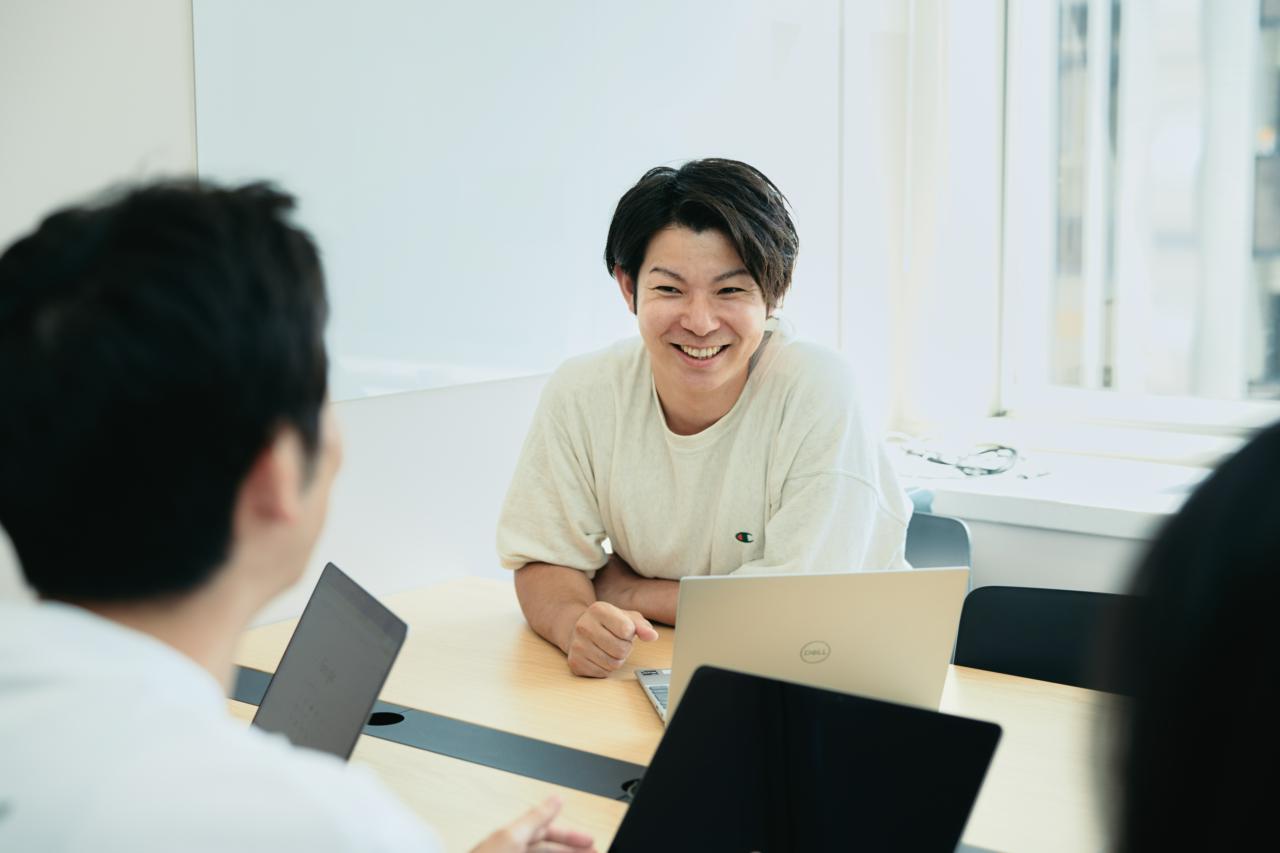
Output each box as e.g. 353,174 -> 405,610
619,226 -> 768,424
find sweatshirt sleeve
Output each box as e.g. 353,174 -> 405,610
733,350 -> 912,576
495,370 -> 610,574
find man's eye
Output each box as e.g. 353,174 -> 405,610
653,285 -> 681,294
719,287 -> 746,295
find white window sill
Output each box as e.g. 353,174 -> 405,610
895,448 -> 1208,541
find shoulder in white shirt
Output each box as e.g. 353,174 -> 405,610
0,601 -> 440,853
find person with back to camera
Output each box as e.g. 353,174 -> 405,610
0,181 -> 595,853
1103,419 -> 1280,851
497,159 -> 912,677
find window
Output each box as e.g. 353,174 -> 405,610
1002,0 -> 1280,432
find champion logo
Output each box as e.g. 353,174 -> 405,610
735,531 -> 754,543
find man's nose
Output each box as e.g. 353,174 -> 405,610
681,294 -> 719,337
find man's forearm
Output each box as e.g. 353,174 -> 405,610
594,556 -> 679,625
513,563 -> 596,653
622,577 -> 678,625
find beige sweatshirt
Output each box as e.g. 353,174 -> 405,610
497,318 -> 911,579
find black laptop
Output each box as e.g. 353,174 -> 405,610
610,666 -> 1001,853
251,562 -> 407,759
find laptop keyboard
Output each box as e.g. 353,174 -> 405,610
650,685 -> 669,710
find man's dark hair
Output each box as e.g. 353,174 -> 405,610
603,159 -> 799,311
1106,420 -> 1280,850
0,181 -> 329,602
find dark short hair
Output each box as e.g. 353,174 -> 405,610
0,181 -> 328,602
1108,421 -> 1280,850
603,159 -> 799,311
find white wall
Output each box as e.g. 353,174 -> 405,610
0,0 -> 196,248
192,0 -> 848,402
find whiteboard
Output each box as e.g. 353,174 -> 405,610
193,0 -> 840,400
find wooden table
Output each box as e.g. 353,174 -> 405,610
232,578 -> 1111,851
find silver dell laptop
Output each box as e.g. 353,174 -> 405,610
636,567 -> 969,722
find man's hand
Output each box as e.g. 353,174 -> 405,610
470,795 -> 596,853
513,562 -> 661,678
566,600 -> 658,678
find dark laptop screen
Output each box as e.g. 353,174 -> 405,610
251,562 -> 407,759
611,666 -> 1001,853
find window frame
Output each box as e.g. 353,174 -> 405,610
998,0 -> 1280,438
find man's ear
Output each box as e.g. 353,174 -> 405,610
614,265 -> 637,315
236,429 -> 305,529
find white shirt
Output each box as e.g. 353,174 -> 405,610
0,601 -> 441,852
497,318 -> 911,579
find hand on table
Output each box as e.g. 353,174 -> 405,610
566,600 -> 658,678
470,795 -> 596,853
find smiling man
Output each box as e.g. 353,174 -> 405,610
497,159 -> 911,677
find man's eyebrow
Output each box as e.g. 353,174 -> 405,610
647,266 -> 752,283
713,268 -> 752,283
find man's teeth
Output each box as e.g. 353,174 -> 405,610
679,344 -> 725,360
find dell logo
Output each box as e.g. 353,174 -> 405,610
800,641 -> 831,663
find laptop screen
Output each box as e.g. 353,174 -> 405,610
611,666 -> 1001,853
251,562 -> 407,759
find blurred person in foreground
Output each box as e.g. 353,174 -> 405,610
0,181 -> 594,853
1105,420 -> 1280,850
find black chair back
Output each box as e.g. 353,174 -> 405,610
954,586 -> 1133,694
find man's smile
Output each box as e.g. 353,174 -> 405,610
673,343 -> 729,361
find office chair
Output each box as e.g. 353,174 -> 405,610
905,511 -> 972,570
905,486 -> 935,514
953,586 -> 1134,694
